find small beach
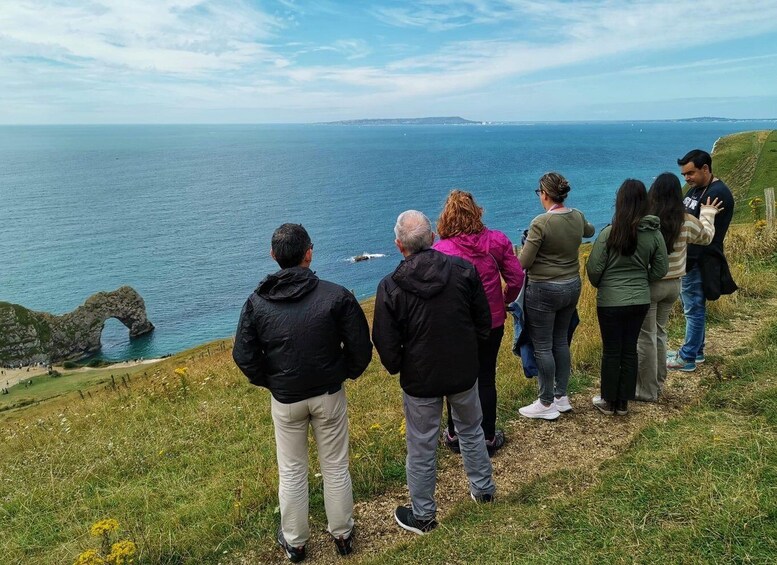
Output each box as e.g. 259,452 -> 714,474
2,358 -> 162,390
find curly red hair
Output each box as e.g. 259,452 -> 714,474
437,189 -> 485,239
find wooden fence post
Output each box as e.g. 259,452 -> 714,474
765,187 -> 775,229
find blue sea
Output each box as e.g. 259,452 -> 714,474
1,121 -> 774,360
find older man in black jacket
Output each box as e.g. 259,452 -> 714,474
372,210 -> 496,536
233,223 -> 372,562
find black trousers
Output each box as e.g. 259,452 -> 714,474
597,305 -> 650,402
447,325 -> 504,440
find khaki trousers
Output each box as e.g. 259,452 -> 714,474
636,278 -> 681,401
271,387 -> 354,546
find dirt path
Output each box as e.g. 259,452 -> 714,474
234,297 -> 776,564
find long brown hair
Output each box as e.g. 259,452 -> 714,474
648,173 -> 685,252
607,179 -> 647,256
437,189 -> 485,239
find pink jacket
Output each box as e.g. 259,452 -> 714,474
433,228 -> 524,328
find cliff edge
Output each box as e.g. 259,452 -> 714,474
0,286 -> 154,365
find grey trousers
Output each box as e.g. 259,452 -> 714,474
271,387 -> 354,546
525,278 -> 582,404
403,383 -> 495,521
636,278 -> 681,401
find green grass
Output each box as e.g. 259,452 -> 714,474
1,130 -> 776,564
369,320 -> 777,565
0,365 -> 149,420
711,130 -> 777,223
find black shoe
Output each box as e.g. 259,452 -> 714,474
470,491 -> 495,503
333,528 -> 354,557
442,430 -> 460,454
277,527 -> 306,563
485,430 -> 505,457
394,506 -> 438,535
592,395 -> 615,415
615,399 -> 628,416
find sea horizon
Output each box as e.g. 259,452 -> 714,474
2,121 -> 774,361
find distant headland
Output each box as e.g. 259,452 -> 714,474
323,116 -> 481,126
321,116 -> 775,126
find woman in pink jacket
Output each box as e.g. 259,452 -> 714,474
433,190 -> 525,456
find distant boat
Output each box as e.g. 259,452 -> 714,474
353,254 -> 369,262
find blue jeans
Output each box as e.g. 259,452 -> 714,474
679,266 -> 706,361
525,278 -> 582,405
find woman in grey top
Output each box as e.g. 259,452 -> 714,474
518,172 -> 595,420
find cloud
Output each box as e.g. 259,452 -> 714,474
0,0 -> 283,74
1,0 -> 777,122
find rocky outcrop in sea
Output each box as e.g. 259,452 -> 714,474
0,286 -> 154,365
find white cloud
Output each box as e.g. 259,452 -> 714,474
1,0 -> 776,122
0,0 -> 282,74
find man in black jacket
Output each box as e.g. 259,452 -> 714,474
372,210 -> 496,535
668,149 -> 736,373
233,223 -> 372,562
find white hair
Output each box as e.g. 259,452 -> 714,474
394,210 -> 434,254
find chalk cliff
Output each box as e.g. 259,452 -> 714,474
0,286 -> 154,365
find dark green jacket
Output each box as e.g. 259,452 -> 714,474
586,215 -> 668,307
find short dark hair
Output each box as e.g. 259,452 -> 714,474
271,223 -> 311,268
677,149 -> 712,173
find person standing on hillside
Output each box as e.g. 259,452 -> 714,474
434,190 -> 524,456
636,173 -> 722,401
587,179 -> 668,416
233,223 -> 372,563
518,172 -> 595,420
372,210 -> 496,535
667,149 -> 736,372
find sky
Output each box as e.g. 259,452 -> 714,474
2,0 -> 777,124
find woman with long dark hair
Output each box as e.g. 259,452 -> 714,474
518,172 -> 594,420
586,179 -> 668,415
635,173 -> 722,401
434,190 -> 524,455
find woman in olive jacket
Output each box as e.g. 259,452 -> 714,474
586,179 -> 668,415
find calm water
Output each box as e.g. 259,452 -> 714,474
1,122 -> 773,360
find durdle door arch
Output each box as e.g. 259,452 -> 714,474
0,286 -> 154,366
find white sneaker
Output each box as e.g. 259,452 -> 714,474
519,399 -> 560,420
553,395 -> 573,413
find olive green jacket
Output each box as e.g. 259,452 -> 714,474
586,215 -> 668,307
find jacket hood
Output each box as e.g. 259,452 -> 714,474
392,249 -> 451,299
638,215 -> 661,232
257,266 -> 319,301
439,230 -> 490,257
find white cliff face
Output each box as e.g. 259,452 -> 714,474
0,286 -> 154,365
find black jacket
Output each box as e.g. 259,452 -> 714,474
233,266 -> 372,403
372,249 -> 491,398
685,179 -> 735,270
699,246 -> 738,301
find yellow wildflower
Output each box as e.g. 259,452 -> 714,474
369,423 -> 381,430
73,549 -> 105,565
106,540 -> 137,565
90,518 -> 120,537
174,367 -> 188,377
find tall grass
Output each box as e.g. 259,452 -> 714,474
370,317 -> 777,565
3,132 -> 777,564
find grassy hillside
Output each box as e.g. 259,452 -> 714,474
1,131 -> 776,565
712,129 -> 777,222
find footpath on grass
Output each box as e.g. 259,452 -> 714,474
233,293 -> 777,565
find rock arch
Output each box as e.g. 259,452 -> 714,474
0,286 -> 154,365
